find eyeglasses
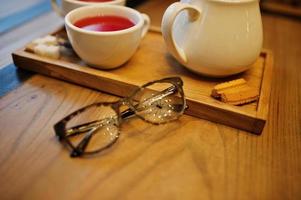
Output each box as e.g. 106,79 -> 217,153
54,77 -> 186,157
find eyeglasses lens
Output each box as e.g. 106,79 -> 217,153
65,104 -> 119,153
130,81 -> 185,124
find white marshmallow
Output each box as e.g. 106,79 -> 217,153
34,44 -> 60,59
33,35 -> 58,46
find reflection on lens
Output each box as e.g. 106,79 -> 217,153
65,104 -> 119,153
131,82 -> 184,124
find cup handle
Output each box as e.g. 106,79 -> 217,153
161,2 -> 201,64
51,0 -> 64,17
141,13 -> 150,38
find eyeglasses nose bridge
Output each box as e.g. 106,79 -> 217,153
175,78 -> 183,87
118,98 -> 131,106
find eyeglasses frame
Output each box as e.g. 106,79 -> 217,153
54,77 -> 186,157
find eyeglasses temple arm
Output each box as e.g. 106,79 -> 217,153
120,109 -> 135,120
137,86 -> 176,109
120,85 -> 177,119
65,85 -> 178,132
121,86 -> 179,118
70,127 -> 96,157
66,119 -> 106,137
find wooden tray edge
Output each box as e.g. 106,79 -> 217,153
187,98 -> 265,134
256,49 -> 274,123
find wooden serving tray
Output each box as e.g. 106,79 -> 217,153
12,27 -> 273,134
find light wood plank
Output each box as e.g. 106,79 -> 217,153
0,12 -> 63,69
0,0 -> 46,19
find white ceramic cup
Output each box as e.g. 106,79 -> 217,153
65,5 -> 150,69
51,0 -> 126,16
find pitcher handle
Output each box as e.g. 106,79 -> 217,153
141,13 -> 151,38
161,2 -> 201,64
51,0 -> 64,17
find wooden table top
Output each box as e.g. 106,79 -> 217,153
0,0 -> 300,199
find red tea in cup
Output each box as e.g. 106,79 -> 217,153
74,15 -> 135,32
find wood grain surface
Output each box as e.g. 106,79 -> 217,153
261,0 -> 301,18
0,0 -> 300,200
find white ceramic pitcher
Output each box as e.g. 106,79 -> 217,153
161,0 -> 263,77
